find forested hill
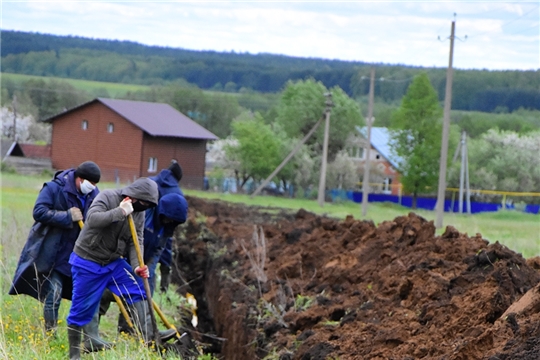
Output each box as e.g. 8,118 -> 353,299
1,30 -> 539,112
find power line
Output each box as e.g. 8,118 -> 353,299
507,23 -> 540,35
467,4 -> 539,39
458,4 -> 516,18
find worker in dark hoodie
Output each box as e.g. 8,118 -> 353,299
102,191 -> 188,336
65,177 -> 175,360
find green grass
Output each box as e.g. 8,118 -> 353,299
2,72 -> 152,97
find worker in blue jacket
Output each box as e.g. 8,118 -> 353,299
144,192 -> 188,294
9,161 -> 101,339
149,159 -> 184,292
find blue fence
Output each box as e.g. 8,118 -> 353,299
330,190 -> 540,215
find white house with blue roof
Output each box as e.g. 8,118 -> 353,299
348,126 -> 403,195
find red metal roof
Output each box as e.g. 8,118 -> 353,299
45,98 -> 218,141
19,143 -> 51,159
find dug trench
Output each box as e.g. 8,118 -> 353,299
169,196 -> 540,360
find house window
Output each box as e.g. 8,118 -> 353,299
107,123 -> 114,133
358,147 -> 365,159
349,146 -> 364,159
148,157 -> 158,173
376,154 -> 380,160
383,178 -> 392,194
82,120 -> 88,130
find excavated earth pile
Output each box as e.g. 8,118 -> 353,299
171,196 -> 540,360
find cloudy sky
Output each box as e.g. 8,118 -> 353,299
2,1 -> 539,71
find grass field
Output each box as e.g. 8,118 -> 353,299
2,72 -> 152,97
2,72 -> 236,99
0,171 -> 538,358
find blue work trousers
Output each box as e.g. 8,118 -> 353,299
148,261 -> 158,295
67,257 -> 146,327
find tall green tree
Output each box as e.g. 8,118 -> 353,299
22,78 -> 89,120
457,129 -> 540,195
390,72 -> 443,208
275,78 -> 363,161
225,112 -> 286,187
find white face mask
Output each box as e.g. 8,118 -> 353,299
80,179 -> 96,195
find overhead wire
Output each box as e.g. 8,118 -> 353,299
506,23 -> 540,36
466,4 -> 539,39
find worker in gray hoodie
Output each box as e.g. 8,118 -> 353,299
65,178 -> 175,360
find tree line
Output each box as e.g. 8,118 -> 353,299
2,74 -> 539,141
2,72 -> 539,201
2,30 -> 539,112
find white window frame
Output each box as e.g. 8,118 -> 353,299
82,120 -> 88,130
148,157 -> 158,173
107,123 -> 114,133
357,147 -> 365,159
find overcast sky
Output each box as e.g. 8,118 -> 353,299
1,1 -> 539,71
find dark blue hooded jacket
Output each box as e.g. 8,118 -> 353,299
9,169 -> 99,301
143,192 -> 188,266
150,169 -> 184,266
151,169 -> 184,198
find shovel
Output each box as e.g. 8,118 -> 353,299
128,215 -> 200,357
127,214 -> 162,348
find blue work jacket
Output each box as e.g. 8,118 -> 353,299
9,169 -> 99,301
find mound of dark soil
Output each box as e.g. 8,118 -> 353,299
171,196 -> 540,360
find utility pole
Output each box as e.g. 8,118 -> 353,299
435,19 -> 456,228
317,92 -> 333,207
458,131 -> 466,214
361,67 -> 375,217
12,95 -> 18,141
465,132 -> 471,215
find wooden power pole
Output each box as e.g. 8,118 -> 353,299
458,130 -> 471,214
361,67 -> 375,217
12,95 -> 18,141
317,92 -> 333,207
435,20 -> 456,229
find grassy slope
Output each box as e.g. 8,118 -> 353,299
1,72 -> 253,100
1,72 -> 152,97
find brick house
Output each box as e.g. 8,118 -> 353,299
44,98 -> 218,188
347,126 -> 402,195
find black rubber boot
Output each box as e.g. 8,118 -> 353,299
130,301 -> 176,344
160,265 -> 171,293
117,311 -> 137,337
159,329 -> 177,343
44,318 -> 57,337
67,325 -> 82,360
82,311 -> 113,353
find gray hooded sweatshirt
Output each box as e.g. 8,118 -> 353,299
73,178 -> 159,268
